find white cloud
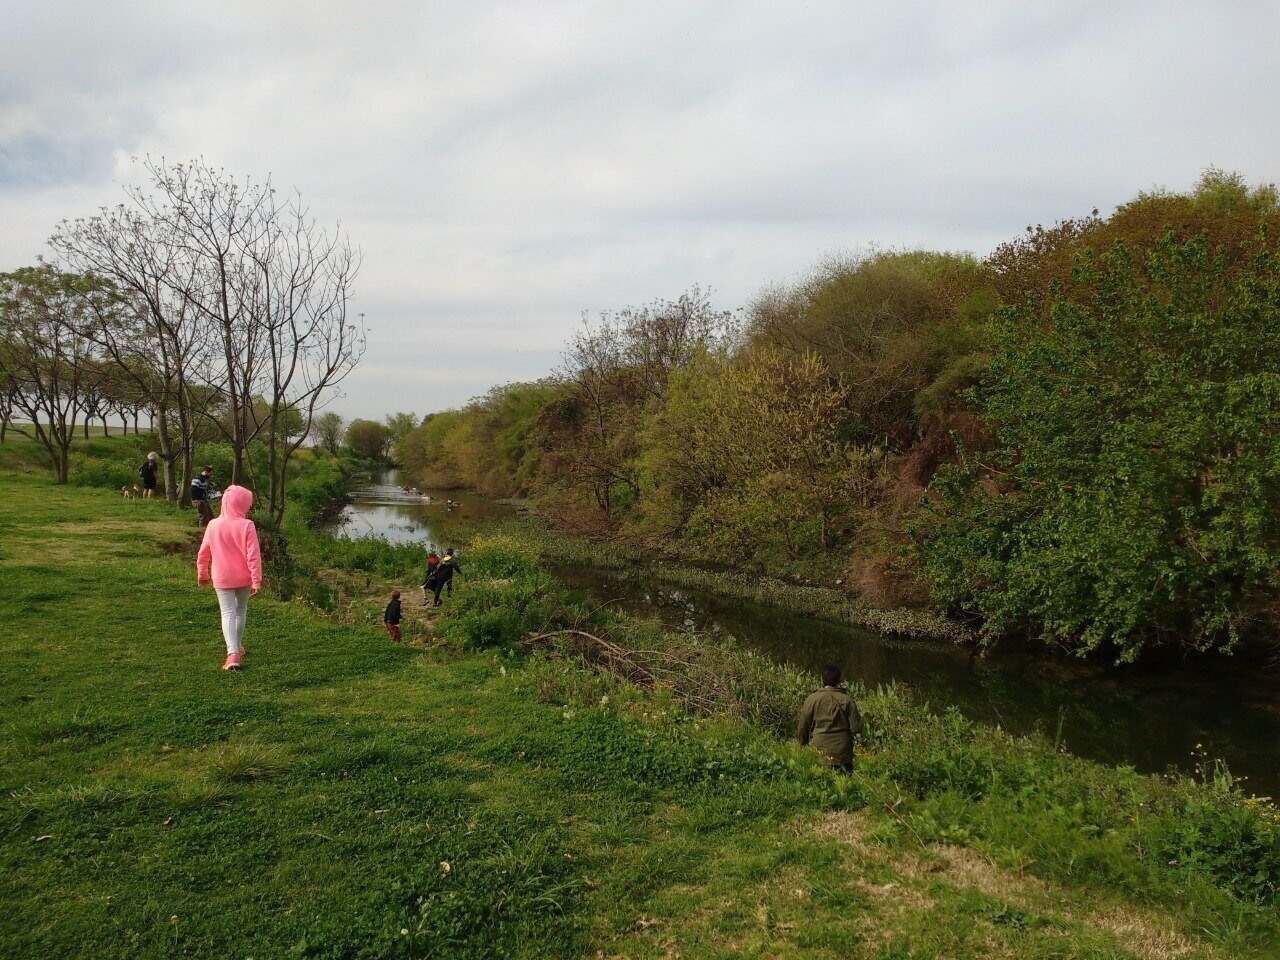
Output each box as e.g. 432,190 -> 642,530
2,0 -> 1278,418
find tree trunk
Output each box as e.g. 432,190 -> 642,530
182,446 -> 195,509
102,415 -> 109,436
231,405 -> 246,485
154,409 -> 179,502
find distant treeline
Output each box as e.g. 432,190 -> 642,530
0,158 -> 362,522
398,170 -> 1280,661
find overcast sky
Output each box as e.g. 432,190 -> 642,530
2,1 -> 1278,420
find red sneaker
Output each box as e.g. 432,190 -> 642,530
222,652 -> 242,671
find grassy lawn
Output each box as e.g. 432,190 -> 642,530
0,469 -> 1273,958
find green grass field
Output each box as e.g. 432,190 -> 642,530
1,468 -> 1275,958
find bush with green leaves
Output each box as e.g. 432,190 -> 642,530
288,452 -> 351,526
434,536 -> 561,650
918,229 -> 1280,660
69,454 -> 142,491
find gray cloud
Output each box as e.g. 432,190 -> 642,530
2,0 -> 1278,418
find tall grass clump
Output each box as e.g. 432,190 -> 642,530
435,536 -> 563,650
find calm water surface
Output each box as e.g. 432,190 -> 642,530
336,470 -> 1280,797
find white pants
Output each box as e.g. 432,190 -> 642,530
215,586 -> 252,655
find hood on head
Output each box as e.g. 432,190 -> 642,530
220,484 -> 253,518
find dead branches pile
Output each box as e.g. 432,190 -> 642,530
523,626 -> 807,733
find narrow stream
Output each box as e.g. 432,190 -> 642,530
334,470 -> 1280,797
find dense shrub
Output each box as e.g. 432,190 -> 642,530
465,534 -> 540,579
918,230 -> 1280,659
434,536 -> 559,650
388,171 -> 1280,659
69,454 -> 141,491
289,453 -> 351,526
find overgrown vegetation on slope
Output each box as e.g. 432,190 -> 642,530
3,465 -> 1279,958
441,536 -> 1280,906
396,170 -> 1280,661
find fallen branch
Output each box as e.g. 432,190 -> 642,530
524,628 -> 729,715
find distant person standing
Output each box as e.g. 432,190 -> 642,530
139,452 -> 159,499
196,485 -> 262,671
430,547 -> 462,606
190,465 -> 219,527
384,590 -> 403,642
797,664 -> 863,772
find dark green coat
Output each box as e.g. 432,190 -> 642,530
797,686 -> 862,768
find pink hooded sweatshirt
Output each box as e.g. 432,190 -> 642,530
196,485 -> 262,590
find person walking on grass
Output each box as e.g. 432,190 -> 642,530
797,664 -> 863,772
384,590 -> 403,643
196,485 -> 262,671
430,547 -> 462,606
139,452 -> 159,499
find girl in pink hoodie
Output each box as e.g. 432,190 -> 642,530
196,485 -> 262,671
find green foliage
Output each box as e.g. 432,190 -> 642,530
344,418 -> 390,461
1167,167 -> 1278,218
4,467 -> 1278,957
67,435 -> 149,489
637,346 -> 876,562
287,451 -> 351,527
249,510 -> 294,595
386,170 -> 1280,659
435,536 -> 558,650
919,230 -> 1280,659
397,382 -> 560,495
382,410 -> 419,448
398,408 -> 482,488
456,538 -> 1280,914
749,249 -> 997,445
313,411 -> 345,454
287,525 -> 424,583
465,534 -> 540,579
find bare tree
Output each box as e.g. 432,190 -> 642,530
550,288 -> 734,517
51,187 -> 211,502
53,158 -> 365,514
0,267 -> 104,482
142,159 -> 272,485
131,159 -> 364,516
244,186 -> 364,520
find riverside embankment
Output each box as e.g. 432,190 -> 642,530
5,455 -> 1277,958
335,469 -> 1280,799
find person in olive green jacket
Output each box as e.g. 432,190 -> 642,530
797,665 -> 863,771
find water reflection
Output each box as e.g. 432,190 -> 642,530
332,469 -> 517,546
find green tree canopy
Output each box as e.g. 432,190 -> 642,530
314,411 -> 345,454
919,228 -> 1280,660
344,418 -> 390,461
